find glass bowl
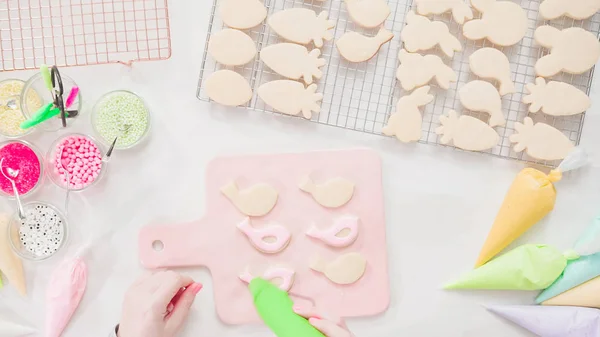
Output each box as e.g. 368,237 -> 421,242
0,140 -> 44,199
20,72 -> 83,132
46,133 -> 107,191
8,201 -> 69,261
92,90 -> 151,150
0,79 -> 42,138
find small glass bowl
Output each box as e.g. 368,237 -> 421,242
20,72 -> 83,132
0,140 -> 45,199
46,133 -> 107,191
0,79 -> 41,138
8,201 -> 69,261
92,90 -> 151,150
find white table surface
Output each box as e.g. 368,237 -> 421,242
1,1 -> 600,336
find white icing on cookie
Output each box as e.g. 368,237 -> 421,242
415,0 -> 473,24
344,0 -> 391,28
523,77 -> 590,116
539,0 -> 600,20
459,80 -> 506,127
260,43 -> 325,85
221,181 -> 278,217
401,12 -> 462,58
510,117 -> 574,161
535,26 -> 600,77
436,110 -> 499,152
469,48 -> 515,96
268,9 -> 335,48
219,0 -> 267,29
258,81 -> 323,119
299,176 -> 355,208
204,70 -> 253,107
463,0 -> 528,46
396,50 -> 457,91
307,215 -> 360,248
237,218 -> 291,254
383,86 -> 434,143
336,28 -> 394,63
208,29 -> 257,66
310,252 -> 367,285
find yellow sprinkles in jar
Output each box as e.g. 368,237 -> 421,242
0,80 -> 42,137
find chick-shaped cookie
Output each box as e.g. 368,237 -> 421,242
396,50 -> 458,91
401,12 -> 462,58
383,86 -> 434,143
510,117 -> 574,161
463,0 -> 528,46
535,26 -> 600,77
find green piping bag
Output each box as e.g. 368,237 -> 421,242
41,64 -> 53,91
250,278 -> 325,337
20,102 -> 60,129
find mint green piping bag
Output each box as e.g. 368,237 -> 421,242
537,216 -> 600,303
41,64 -> 53,91
250,278 -> 325,337
20,102 -> 60,129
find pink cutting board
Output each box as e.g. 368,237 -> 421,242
138,148 -> 390,325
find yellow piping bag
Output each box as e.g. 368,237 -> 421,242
475,148 -> 588,267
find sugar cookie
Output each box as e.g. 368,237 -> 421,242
401,12 -> 462,58
310,252 -> 367,285
523,77 -> 590,116
221,181 -> 278,217
237,218 -> 291,254
436,110 -> 499,151
219,0 -> 267,30
260,43 -> 325,85
268,9 -> 335,48
539,0 -> 600,20
344,0 -> 391,28
383,86 -> 434,143
510,117 -> 574,161
307,215 -> 360,248
258,81 -> 323,119
299,176 -> 355,208
396,50 -> 457,91
239,266 -> 296,292
208,29 -> 257,66
535,26 -> 600,77
459,80 -> 506,127
469,48 -> 516,96
463,0 -> 527,46
336,28 -> 394,63
205,70 -> 252,107
415,0 -> 474,24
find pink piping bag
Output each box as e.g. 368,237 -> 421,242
65,86 -> 79,109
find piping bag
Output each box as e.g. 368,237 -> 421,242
249,278 -> 326,337
487,305 -> 600,337
0,214 -> 26,296
475,148 -> 588,267
445,218 -> 600,290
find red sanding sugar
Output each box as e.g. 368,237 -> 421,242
0,142 -> 41,196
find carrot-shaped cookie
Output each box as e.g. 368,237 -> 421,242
510,117 -> 574,161
336,28 -> 394,63
383,86 -> 434,143
535,26 -> 600,77
396,50 -> 457,91
415,0 -> 473,24
435,110 -> 499,151
260,43 -> 326,85
523,77 -> 590,116
258,81 -> 323,119
268,9 -> 335,48
463,0 -> 527,46
401,12 -> 462,58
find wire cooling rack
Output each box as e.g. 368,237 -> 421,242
0,0 -> 171,71
197,0 -> 600,166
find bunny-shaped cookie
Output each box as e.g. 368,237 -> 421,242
401,12 -> 462,58
463,0 -> 528,46
383,86 -> 434,143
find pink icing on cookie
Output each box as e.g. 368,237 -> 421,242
237,217 -> 291,254
239,267 -> 296,291
306,215 -> 359,248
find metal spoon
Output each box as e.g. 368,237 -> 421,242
106,124 -> 132,159
0,159 -> 25,220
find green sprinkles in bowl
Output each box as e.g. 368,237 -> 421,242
93,90 -> 150,149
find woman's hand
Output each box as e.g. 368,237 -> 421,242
118,271 -> 202,337
293,306 -> 354,337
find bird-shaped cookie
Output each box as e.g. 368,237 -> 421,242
239,266 -> 296,291
237,218 -> 291,254
401,12 -> 462,58
310,252 -> 367,285
336,28 -> 394,63
344,0 -> 391,28
535,26 -> 600,77
307,216 -> 360,248
383,86 -> 434,143
299,176 -> 355,208
459,80 -> 506,127
463,0 -> 528,46
469,48 -> 516,95
221,181 -> 278,217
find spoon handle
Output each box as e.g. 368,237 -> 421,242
11,180 -> 25,220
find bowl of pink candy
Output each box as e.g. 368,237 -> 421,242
0,140 -> 44,198
46,133 -> 106,191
